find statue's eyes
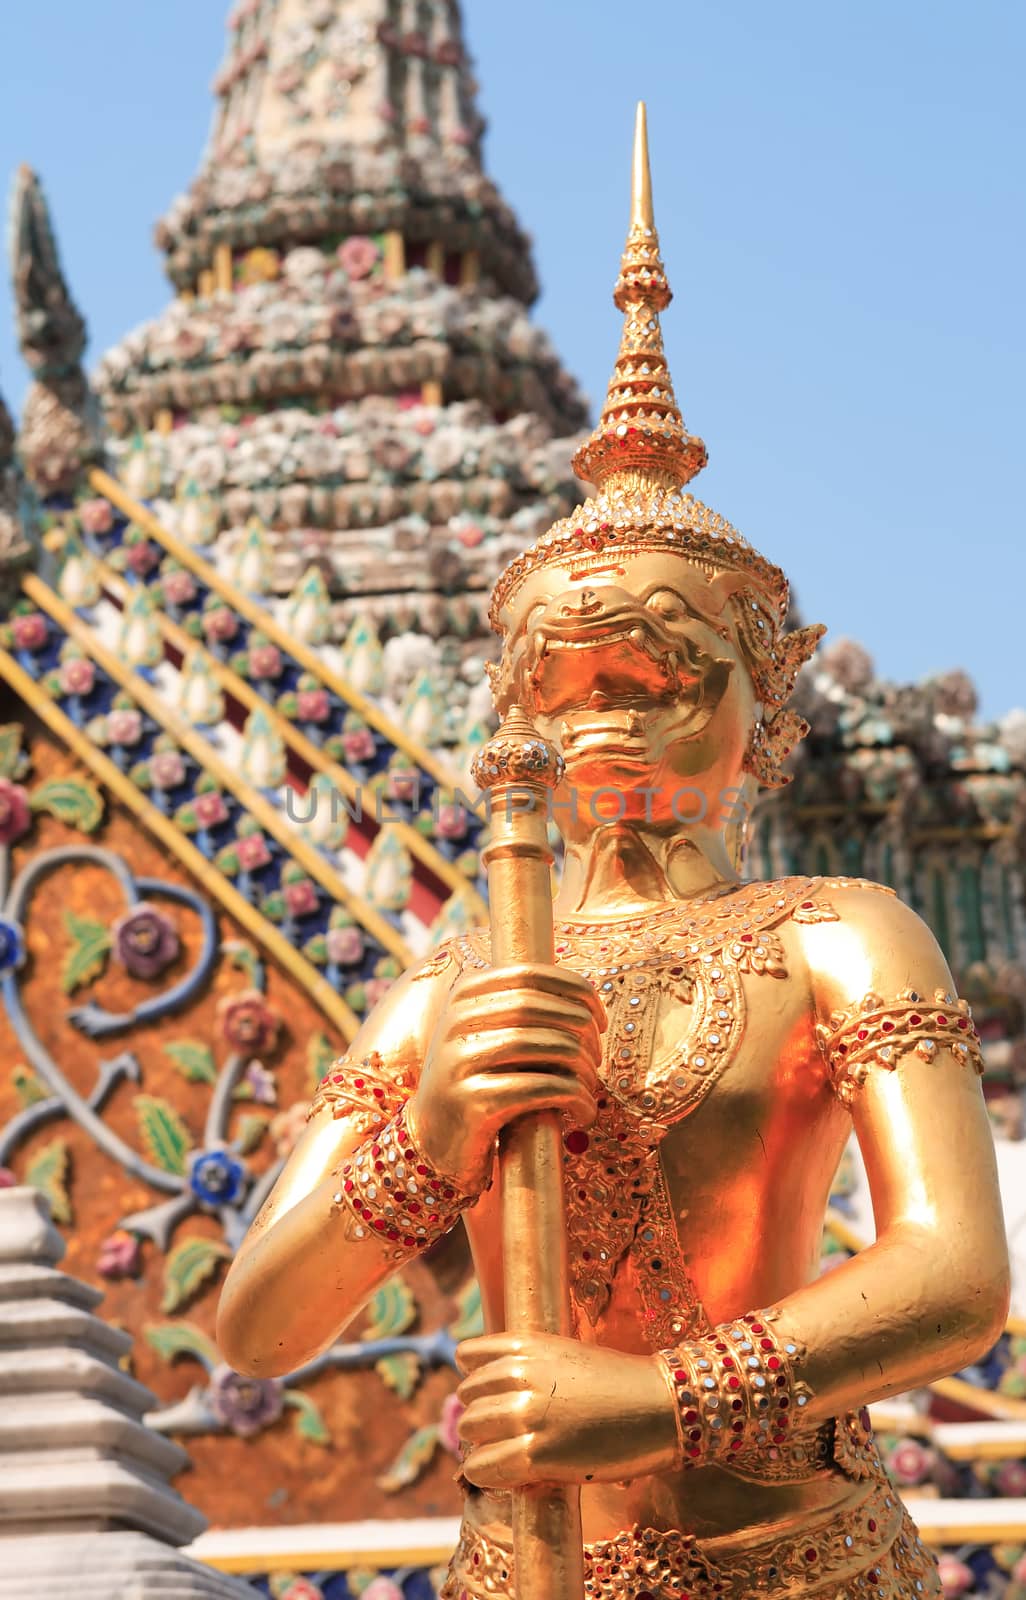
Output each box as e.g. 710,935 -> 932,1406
646,589 -> 691,621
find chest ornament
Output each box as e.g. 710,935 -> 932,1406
453,876 -> 852,1342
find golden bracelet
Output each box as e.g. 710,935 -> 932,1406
659,1310 -> 812,1469
330,1103 -> 475,1259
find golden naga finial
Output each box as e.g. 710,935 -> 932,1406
572,102 -> 708,493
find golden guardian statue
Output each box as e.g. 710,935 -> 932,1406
217,105 -> 1009,1600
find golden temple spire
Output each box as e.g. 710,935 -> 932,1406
572,102 -> 707,492
630,100 -> 654,231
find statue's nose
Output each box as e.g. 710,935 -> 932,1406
558,589 -> 604,618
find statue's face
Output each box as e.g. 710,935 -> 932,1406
496,551 -> 756,827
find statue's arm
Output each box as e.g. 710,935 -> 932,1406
778,884 -> 1010,1418
217,939 -> 602,1384
452,887 -> 1012,1491
216,950 -> 454,1378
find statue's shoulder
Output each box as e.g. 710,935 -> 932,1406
784,876 -> 955,1006
752,871 -> 933,946
715,873 -> 895,932
795,874 -> 904,933
407,938 -> 468,985
756,873 -> 897,924
434,926 -> 491,976
727,874 -> 913,955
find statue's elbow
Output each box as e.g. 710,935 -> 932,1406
215,1290 -> 254,1376
957,1257 -> 1011,1367
977,1271 -> 1011,1357
215,1270 -> 285,1378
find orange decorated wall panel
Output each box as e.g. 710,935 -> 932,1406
0,706 -> 466,1528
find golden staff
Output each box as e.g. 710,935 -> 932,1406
471,706 -> 585,1600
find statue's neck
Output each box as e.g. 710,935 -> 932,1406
553,821 -> 738,920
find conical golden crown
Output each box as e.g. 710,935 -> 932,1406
490,104 -> 794,645
571,102 -> 707,491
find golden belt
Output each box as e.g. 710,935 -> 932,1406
442,1478 -> 941,1600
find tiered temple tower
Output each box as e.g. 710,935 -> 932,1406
93,0 -> 587,735
0,0 -> 595,1567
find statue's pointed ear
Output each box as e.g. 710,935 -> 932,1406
743,708 -> 810,787
486,657 -> 515,714
777,623 -> 826,691
735,600 -> 825,713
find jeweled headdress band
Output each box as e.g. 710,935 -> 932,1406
488,104 -> 824,784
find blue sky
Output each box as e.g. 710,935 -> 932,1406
1,1 -> 1023,716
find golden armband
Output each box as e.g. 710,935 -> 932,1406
659,1310 -> 813,1470
817,988 -> 984,1106
307,1049 -> 413,1134
330,1103 -> 478,1259
312,1049 -> 483,1258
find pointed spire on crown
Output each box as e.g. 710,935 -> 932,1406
572,103 -> 707,492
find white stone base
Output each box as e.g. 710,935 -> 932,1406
0,1531 -> 256,1597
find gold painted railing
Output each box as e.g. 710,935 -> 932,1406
88,548 -> 483,916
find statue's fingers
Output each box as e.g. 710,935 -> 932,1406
457,1392 -> 528,1446
466,1068 -> 597,1127
448,988 -> 598,1035
457,1021 -> 603,1081
461,1438 -> 533,1492
455,1333 -> 525,1374
457,1356 -> 527,1403
455,964 -> 608,1032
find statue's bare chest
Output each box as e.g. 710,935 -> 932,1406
457,876 -> 832,1117
452,876 -> 857,1345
